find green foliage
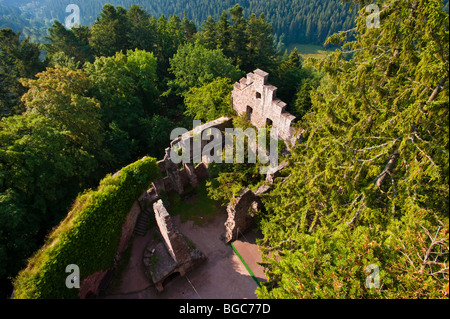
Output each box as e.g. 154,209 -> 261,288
257,0 -> 449,298
84,49 -> 163,165
206,114 -> 267,205
20,66 -> 104,155
127,4 -> 156,52
139,114 -> 174,160
184,77 -> 234,122
167,181 -> 220,225
292,80 -> 313,120
0,28 -> 43,117
0,113 -> 103,297
44,21 -> 94,65
257,224 -> 384,298
12,157 -> 159,299
197,6 -> 277,72
89,5 -> 132,57
168,42 -> 243,96
0,189 -> 39,289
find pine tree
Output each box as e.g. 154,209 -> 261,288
127,5 -> 155,52
181,12 -> 197,41
229,4 -> 249,69
293,80 -> 312,120
246,13 -> 277,71
89,4 -> 132,57
44,21 -> 94,64
0,28 -> 43,116
257,0 -> 449,299
216,10 -> 232,57
199,16 -> 218,50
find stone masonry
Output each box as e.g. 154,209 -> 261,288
149,199 -> 205,292
155,116 -> 233,195
153,199 -> 192,265
224,188 -> 265,243
231,69 -> 302,146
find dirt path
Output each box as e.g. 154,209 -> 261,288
232,230 -> 267,283
104,213 -> 260,299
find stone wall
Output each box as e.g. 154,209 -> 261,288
223,182 -> 273,243
79,269 -> 111,299
155,116 -> 232,195
153,199 -> 192,264
231,69 -> 302,146
224,188 -> 264,243
150,199 -> 205,292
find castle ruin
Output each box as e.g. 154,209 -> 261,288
79,69 -> 295,297
231,69 -> 302,146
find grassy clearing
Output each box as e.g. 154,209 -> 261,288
167,181 -> 223,225
286,43 -> 333,59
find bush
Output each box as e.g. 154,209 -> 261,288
13,157 -> 158,299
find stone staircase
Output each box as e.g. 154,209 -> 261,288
134,205 -> 153,237
134,188 -> 159,237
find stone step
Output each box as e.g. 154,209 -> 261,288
134,207 -> 153,237
134,226 -> 147,233
134,228 -> 146,237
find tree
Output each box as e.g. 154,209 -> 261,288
84,49 -> 159,166
89,4 -> 132,57
184,77 -> 234,122
0,28 -> 43,117
229,4 -> 249,69
181,12 -> 197,41
0,112 -> 106,296
198,16 -> 218,50
216,10 -> 232,58
153,14 -> 187,81
127,5 -> 155,52
139,114 -> 174,159
281,47 -> 301,71
272,48 -> 310,109
292,79 -> 313,120
257,0 -> 449,298
168,42 -> 243,96
44,21 -> 94,65
0,189 -> 39,298
246,13 -> 277,71
20,66 -> 104,156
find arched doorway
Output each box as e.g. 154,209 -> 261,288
162,271 -> 181,288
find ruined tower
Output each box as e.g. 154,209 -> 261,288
231,69 -> 302,146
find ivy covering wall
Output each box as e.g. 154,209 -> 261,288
13,156 -> 158,299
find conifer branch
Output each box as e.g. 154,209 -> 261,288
374,149 -> 400,188
347,194 -> 365,225
267,238 -> 299,252
409,137 -> 437,167
420,226 -> 444,275
426,74 -> 448,105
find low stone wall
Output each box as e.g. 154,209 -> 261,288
79,269 -> 111,299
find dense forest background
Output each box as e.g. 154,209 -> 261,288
1,0 -> 449,299
1,0 -> 370,45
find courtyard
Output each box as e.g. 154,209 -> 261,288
102,187 -> 266,299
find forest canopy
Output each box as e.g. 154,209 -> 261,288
0,0 -> 448,299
